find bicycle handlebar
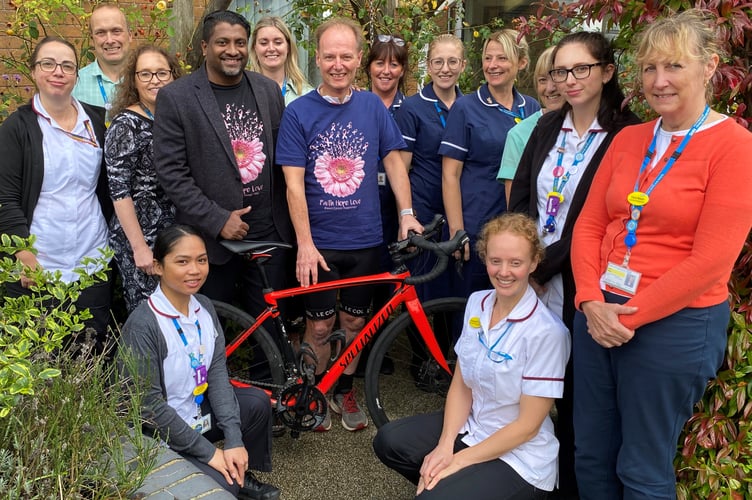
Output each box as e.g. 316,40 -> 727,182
386,214 -> 468,285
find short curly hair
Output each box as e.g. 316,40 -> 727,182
476,213 -> 544,264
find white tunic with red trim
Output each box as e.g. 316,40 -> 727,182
455,284 -> 570,490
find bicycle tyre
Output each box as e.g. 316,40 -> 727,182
365,297 -> 467,428
212,300 -> 285,390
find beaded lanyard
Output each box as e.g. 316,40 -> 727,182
170,317 -> 208,408
542,129 -> 598,234
622,105 -> 709,267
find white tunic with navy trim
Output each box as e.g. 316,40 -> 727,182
455,285 -> 570,490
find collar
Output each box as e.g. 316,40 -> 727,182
148,284 -> 202,320
33,93 -> 87,128
476,83 -> 526,110
86,60 -> 117,83
561,111 -> 604,134
418,82 -> 462,105
478,285 -> 539,323
318,85 -> 353,104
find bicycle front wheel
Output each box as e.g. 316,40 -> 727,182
212,300 -> 285,390
365,297 -> 467,427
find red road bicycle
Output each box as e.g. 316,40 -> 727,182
213,216 -> 468,437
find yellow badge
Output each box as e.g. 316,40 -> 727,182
627,191 -> 649,207
469,317 -> 481,329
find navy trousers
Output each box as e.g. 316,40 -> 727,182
573,294 -> 728,499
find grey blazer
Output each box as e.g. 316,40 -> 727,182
153,65 -> 292,264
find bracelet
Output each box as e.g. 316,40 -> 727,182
399,208 -> 415,217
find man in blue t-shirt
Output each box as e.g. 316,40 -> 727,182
277,17 -> 420,433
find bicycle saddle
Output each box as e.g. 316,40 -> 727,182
220,240 -> 293,255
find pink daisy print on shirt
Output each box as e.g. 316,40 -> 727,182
311,122 -> 369,198
223,104 -> 266,183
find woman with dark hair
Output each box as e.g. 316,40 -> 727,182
508,31 -> 640,498
120,225 -> 280,499
250,16 -> 313,105
105,45 -> 183,312
0,36 -> 113,350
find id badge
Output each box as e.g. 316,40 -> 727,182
603,262 -> 641,294
377,172 -> 386,186
191,413 -> 212,434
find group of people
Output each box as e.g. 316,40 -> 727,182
0,4 -> 750,500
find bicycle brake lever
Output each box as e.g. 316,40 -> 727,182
454,255 -> 465,278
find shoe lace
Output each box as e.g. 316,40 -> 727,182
342,390 -> 360,413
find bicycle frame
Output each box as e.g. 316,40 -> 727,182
225,267 -> 452,396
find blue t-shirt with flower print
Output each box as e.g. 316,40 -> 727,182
276,90 -> 406,250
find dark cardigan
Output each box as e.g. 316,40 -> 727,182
0,100 -> 113,240
508,108 -> 641,329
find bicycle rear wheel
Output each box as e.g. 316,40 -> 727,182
365,297 -> 467,428
212,300 -> 285,390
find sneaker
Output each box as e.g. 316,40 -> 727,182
239,472 -> 280,500
329,389 -> 368,431
313,406 -> 331,432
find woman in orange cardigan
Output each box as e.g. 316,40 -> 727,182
570,10 -> 752,499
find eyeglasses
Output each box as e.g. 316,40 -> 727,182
136,70 -> 173,82
376,34 -> 405,47
429,57 -> 462,71
549,62 -> 604,83
34,59 -> 77,75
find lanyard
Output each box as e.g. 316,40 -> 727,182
497,104 -> 525,123
171,316 -> 208,406
622,105 -> 710,265
96,75 -> 110,109
433,101 -> 446,128
281,77 -> 288,98
478,321 -> 514,363
543,129 -> 598,234
32,98 -> 99,147
139,102 -> 154,120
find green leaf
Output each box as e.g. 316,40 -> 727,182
37,368 -> 61,380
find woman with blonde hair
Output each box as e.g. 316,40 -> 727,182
571,9 -> 752,498
250,16 -> 312,104
441,29 -> 540,299
375,212 -> 569,499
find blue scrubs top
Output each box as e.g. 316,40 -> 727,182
439,84 -> 539,236
395,82 -> 462,225
377,89 -> 405,247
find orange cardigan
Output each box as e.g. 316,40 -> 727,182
572,117 -> 752,330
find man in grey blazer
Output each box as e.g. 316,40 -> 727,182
154,10 -> 292,327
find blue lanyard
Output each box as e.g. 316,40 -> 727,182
281,77 -> 288,98
622,105 -> 710,264
497,104 -> 525,123
171,317 -> 203,367
542,129 -> 598,234
96,75 -> 110,109
478,321 -> 514,363
433,101 -> 446,128
139,102 -> 154,120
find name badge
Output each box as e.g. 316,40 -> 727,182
604,261 -> 641,294
377,172 -> 386,186
192,413 -> 212,434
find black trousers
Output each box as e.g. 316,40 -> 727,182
181,386 -> 273,495
373,412 -> 549,500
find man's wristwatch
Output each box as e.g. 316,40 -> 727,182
399,208 -> 416,218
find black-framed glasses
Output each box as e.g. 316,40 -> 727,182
429,57 -> 462,71
136,70 -> 173,83
35,59 -> 77,75
376,34 -> 405,46
549,62 -> 604,83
